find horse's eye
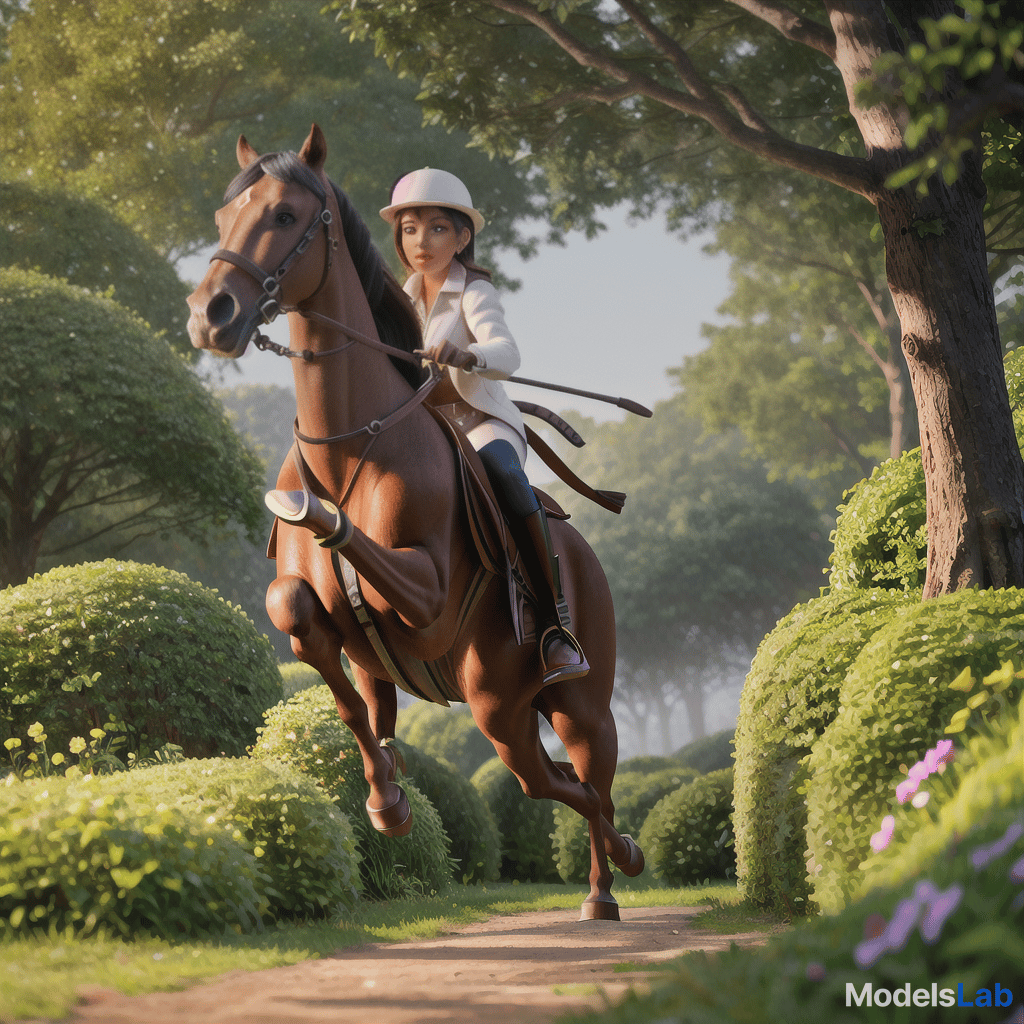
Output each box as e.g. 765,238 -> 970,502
275,211 -> 296,227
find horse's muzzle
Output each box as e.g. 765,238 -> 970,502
186,283 -> 259,359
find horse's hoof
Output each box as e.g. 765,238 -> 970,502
613,834 -> 645,877
579,896 -> 620,922
366,787 -> 412,837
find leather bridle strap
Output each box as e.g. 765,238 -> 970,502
210,205 -> 335,324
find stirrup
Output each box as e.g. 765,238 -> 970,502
539,625 -> 590,684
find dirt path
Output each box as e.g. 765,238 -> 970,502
52,906 -> 773,1024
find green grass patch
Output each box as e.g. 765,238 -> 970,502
0,882 -> 758,1022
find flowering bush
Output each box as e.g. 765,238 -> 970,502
570,703 -> 1024,1024
804,587 -> 1024,913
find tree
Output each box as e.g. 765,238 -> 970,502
0,268 -> 264,587
340,0 -> 1024,598
546,396 -> 828,747
0,0 -> 547,275
0,180 -> 192,358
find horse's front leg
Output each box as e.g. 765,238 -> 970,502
267,574 -> 411,837
266,489 -> 450,631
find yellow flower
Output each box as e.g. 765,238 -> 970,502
69,737 -> 87,754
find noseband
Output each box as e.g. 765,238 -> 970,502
210,190 -> 335,326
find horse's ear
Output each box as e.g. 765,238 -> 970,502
298,124 -> 327,174
237,135 -> 260,169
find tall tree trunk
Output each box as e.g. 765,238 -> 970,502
829,0 -> 1024,596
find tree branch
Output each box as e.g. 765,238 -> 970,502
484,0 -> 878,196
725,0 -> 837,60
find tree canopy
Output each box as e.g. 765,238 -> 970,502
340,0 -> 1024,598
0,267 -> 265,587
0,0 -> 548,276
0,180 -> 193,358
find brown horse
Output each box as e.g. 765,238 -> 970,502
187,125 -> 642,919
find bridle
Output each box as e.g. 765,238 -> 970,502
208,168 -> 442,505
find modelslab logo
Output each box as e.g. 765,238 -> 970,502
846,982 -> 1014,1008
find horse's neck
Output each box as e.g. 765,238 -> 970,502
286,266 -> 411,493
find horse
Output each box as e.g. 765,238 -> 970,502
186,124 -> 642,920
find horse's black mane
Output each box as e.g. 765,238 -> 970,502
225,151 -> 424,389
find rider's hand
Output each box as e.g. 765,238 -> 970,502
414,340 -> 478,371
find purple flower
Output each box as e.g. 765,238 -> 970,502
896,777 -> 920,804
908,760 -> 931,783
919,882 -> 964,943
1009,854 -> 1024,884
870,815 -> 896,853
971,821 -> 1024,870
922,739 -> 954,773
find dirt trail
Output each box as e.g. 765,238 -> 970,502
47,906 -> 773,1024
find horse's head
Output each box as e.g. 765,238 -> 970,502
187,124 -> 336,358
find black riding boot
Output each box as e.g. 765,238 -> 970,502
478,439 -> 589,684
520,506 -> 590,684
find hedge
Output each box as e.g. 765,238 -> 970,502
0,561 -> 281,758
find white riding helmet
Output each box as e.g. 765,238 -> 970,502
379,167 -> 485,233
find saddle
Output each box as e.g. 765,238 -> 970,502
267,401 -> 623,706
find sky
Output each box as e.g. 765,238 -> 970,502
187,205 -> 733,470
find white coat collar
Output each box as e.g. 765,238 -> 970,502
403,260 -> 466,305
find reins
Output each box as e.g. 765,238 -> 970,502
211,169 -> 441,507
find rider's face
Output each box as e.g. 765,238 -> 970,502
399,207 -> 470,278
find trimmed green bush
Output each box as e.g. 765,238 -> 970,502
551,766 -> 698,884
638,768 -> 735,886
0,561 -> 281,758
616,754 -> 679,774
278,661 -> 324,699
569,704 -> 1024,1024
93,758 -> 360,920
733,587 -> 916,914
0,773 -> 266,939
828,451 -> 927,592
390,739 -> 501,884
673,729 -> 735,774
804,586 -> 1024,912
396,702 -> 494,777
252,686 -> 454,899
470,756 -> 560,882
859,690 -> 1022,896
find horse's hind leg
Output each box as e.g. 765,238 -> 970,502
475,698 -> 621,919
535,683 -> 645,879
266,575 -> 411,836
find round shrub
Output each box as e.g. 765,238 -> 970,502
551,766 -> 698,884
639,768 -> 735,886
253,686 -> 453,899
390,740 -> 500,884
0,561 -> 281,758
470,756 -> 559,882
396,702 -> 494,776
616,754 -> 680,774
828,451 -> 927,592
96,758 -> 360,921
673,729 -> 735,774
0,773 -> 266,939
804,586 -> 1024,913
733,587 -> 916,914
278,661 -> 324,698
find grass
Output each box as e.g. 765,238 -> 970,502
0,882 -> 770,1022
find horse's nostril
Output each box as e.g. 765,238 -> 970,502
207,292 -> 238,327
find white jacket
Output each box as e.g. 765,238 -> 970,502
404,261 -> 526,443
